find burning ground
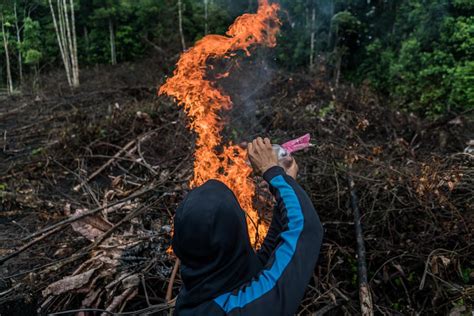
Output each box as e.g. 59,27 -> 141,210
1,57 -> 472,314
1,4 -> 474,316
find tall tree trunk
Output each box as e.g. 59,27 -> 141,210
328,1 -> 335,51
1,14 -> 14,95
49,0 -> 79,88
33,63 -> 39,92
109,18 -> 117,65
14,3 -> 23,86
309,6 -> 316,69
50,0 -> 72,87
204,0 -> 209,35
178,0 -> 186,51
335,48 -> 343,88
63,0 -> 79,87
58,0 -> 71,74
84,25 -> 89,60
69,0 -> 79,87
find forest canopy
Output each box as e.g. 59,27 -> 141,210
0,0 -> 473,117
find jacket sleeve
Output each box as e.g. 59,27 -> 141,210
213,166 -> 324,316
256,198 -> 284,265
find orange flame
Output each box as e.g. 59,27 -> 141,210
159,0 -> 280,246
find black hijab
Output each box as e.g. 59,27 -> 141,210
172,179 -> 262,311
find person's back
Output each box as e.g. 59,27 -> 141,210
172,138 -> 323,315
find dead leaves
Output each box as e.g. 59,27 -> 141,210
42,268 -> 97,296
42,234 -> 135,311
65,201 -> 139,241
413,161 -> 464,206
371,146 -> 383,156
104,274 -> 140,313
41,197 -> 169,313
65,204 -> 112,241
356,119 -> 370,131
430,255 -> 451,275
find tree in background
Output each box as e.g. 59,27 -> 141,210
48,0 -> 79,88
22,16 -> 42,90
178,0 -> 185,51
90,0 -> 121,65
360,0 -> 473,117
0,0 -> 471,118
13,2 -> 23,85
329,10 -> 362,87
1,10 -> 14,95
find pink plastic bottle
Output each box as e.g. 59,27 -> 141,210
272,134 -> 312,168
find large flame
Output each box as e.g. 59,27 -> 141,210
159,0 -> 280,245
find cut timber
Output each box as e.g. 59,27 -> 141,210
348,175 -> 374,316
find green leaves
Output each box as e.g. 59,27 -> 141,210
453,0 -> 474,11
22,17 -> 42,65
25,49 -> 42,64
357,0 -> 474,117
0,0 -> 470,119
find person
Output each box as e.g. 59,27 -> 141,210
172,137 -> 324,315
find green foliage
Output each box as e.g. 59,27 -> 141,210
0,0 -> 471,119
25,49 -> 42,64
318,102 -> 335,118
359,1 -> 473,117
452,0 -> 474,11
359,39 -> 394,93
30,147 -> 43,156
331,10 -> 361,41
22,17 -> 42,65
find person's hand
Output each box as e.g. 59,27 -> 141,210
248,137 -> 278,175
285,157 -> 299,180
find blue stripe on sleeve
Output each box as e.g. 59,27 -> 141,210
214,175 -> 304,313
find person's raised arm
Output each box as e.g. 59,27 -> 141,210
212,137 -> 323,315
254,139 -> 299,265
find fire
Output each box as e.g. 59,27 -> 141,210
159,0 -> 280,246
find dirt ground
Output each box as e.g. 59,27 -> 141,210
1,56 -> 473,315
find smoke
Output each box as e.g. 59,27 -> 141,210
212,49 -> 276,141
200,0 -> 279,142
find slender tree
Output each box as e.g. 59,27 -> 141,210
90,0 -> 120,65
13,3 -> 23,86
309,5 -> 316,68
69,0 -> 79,86
178,0 -> 186,51
22,17 -> 43,91
1,13 -> 13,95
62,0 -> 79,87
204,0 -> 209,35
109,17 -> 116,65
49,0 -> 71,86
48,0 -> 79,88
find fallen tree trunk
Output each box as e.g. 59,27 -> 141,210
348,175 -> 374,316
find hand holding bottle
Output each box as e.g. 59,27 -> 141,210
248,137 -> 278,175
248,137 -> 298,179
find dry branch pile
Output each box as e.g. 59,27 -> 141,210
0,61 -> 473,315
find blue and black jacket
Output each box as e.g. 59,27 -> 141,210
172,166 -> 323,315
